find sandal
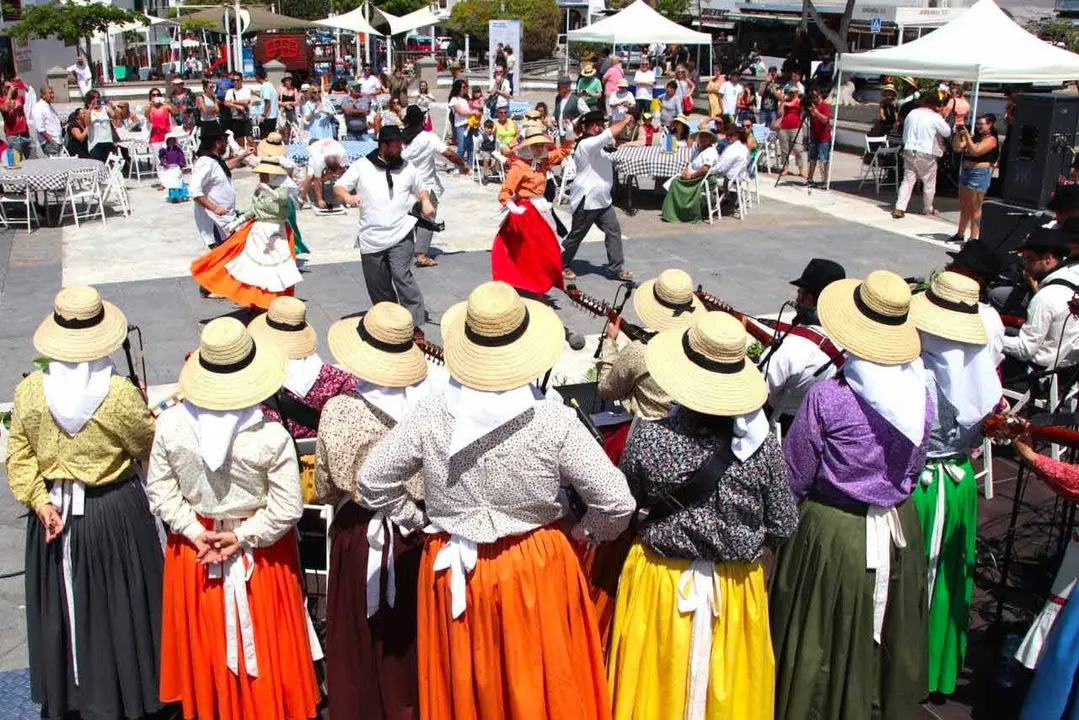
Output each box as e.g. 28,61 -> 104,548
563,268 -> 577,281
415,254 -> 439,268
615,269 -> 634,282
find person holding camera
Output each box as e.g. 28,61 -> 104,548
951,113 -> 999,243
893,94 -> 951,219
777,86 -> 806,181
805,87 -> 833,186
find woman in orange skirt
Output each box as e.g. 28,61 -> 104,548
359,281 -> 636,720
147,317 -> 320,720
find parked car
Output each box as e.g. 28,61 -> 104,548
406,34 -> 435,52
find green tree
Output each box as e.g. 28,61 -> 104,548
1026,17 -> 1079,53
801,0 -> 855,54
609,0 -> 692,22
7,1 -> 141,64
449,0 -> 559,61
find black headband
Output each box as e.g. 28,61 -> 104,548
266,317 -> 307,332
358,320 -> 414,353
853,286 -> 908,326
199,344 -> 256,373
53,308 -> 105,330
653,286 -> 696,317
465,309 -> 530,347
681,331 -> 744,374
924,287 -> 978,315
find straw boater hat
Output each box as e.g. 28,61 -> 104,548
580,62 -> 597,77
441,281 -> 564,392
257,131 -> 286,158
248,297 -> 319,360
179,317 -> 286,411
672,114 -> 690,128
633,269 -> 704,332
517,124 -> 555,150
818,269 -> 920,365
880,84 -> 898,95
251,155 -> 288,176
910,271 -> 988,346
327,302 -> 428,388
34,286 -> 128,363
645,312 -> 767,416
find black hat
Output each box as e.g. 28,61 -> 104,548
197,127 -> 226,149
578,109 -> 606,126
557,75 -> 573,86
377,125 -> 404,143
946,239 -> 1004,280
1018,226 -> 1072,255
1047,184 -> 1079,212
790,258 -> 846,297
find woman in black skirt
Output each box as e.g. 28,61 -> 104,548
5,285 -> 165,720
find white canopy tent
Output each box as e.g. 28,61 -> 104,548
366,6 -> 443,69
827,0 -> 1079,187
314,7 -> 383,68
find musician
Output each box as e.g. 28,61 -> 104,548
598,268 -> 704,420
247,297 -> 355,438
1047,184 -> 1079,227
1002,228 -> 1079,370
908,271 -> 1001,698
763,258 -> 845,426
945,239 -> 1006,367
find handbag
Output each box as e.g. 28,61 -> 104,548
682,95 -> 694,114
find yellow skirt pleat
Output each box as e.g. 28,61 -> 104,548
607,541 -> 774,720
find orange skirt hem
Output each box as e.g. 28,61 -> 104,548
190,219 -> 297,310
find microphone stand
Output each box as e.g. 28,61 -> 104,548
593,281 -> 636,360
755,301 -> 796,372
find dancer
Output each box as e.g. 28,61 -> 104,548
258,133 -> 310,255
908,271 -> 1000,697
6,286 -> 165,720
190,154 -> 301,309
771,270 -> 931,720
359,281 -> 635,720
608,312 -> 798,720
493,124 -> 573,294
148,317 -> 320,720
248,297 -> 355,438
191,127 -> 252,249
317,302 -> 435,720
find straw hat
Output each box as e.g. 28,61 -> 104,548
248,297 -> 319,360
910,271 -> 988,346
441,281 -> 564,392
633,269 -> 704,332
33,286 -> 128,363
517,124 -> 555,150
672,114 -> 690,127
178,317 -> 286,411
257,131 -> 286,158
880,83 -> 897,95
327,302 -> 428,388
580,62 -> 597,77
251,155 -> 288,175
645,312 -> 767,416
818,270 -> 920,365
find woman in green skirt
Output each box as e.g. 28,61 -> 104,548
661,127 -> 719,224
908,271 -> 1001,696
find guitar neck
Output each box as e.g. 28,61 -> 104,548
417,338 -> 445,364
1001,314 -> 1025,329
1030,424 -> 1079,449
565,286 -> 650,343
693,288 -> 785,347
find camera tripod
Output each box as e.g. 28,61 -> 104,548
775,104 -> 814,188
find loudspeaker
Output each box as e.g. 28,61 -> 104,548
1002,93 -> 1079,207
979,198 -> 1053,252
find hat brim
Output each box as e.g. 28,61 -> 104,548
818,278 -> 920,365
645,327 -> 768,416
33,300 -> 128,363
910,292 -> 988,345
251,162 -> 287,175
178,336 -> 287,411
633,279 -> 705,332
247,313 -> 318,360
257,141 -> 287,158
327,317 -> 428,388
441,299 -> 564,392
517,134 -> 555,149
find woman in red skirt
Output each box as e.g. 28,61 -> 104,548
147,317 -> 320,720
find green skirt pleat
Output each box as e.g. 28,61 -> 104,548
661,176 -> 706,224
912,457 -> 978,695
288,200 -> 310,255
770,498 -> 927,720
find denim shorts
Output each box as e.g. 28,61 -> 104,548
960,164 -> 992,193
808,139 -> 831,162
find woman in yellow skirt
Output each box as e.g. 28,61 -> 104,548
607,312 -> 799,720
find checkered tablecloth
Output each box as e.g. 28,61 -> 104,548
287,140 -> 378,164
0,158 -> 107,192
612,146 -> 692,179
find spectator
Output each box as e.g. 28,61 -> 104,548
67,56 -> 93,97
197,78 -> 221,135
415,79 -> 436,131
607,78 -> 635,123
504,47 -> 517,93
340,81 -> 369,140
705,69 -> 724,118
952,113 -> 999,243
169,77 -> 195,129
893,94 -> 951,219
740,115 -> 759,151
359,65 -> 381,106
255,68 -> 278,140
448,77 -> 478,166
674,65 -> 695,112
576,62 -> 603,111
633,58 -> 656,116
719,71 -> 744,122
659,80 -> 680,126
669,114 -> 690,143
477,118 -> 498,180
737,83 -> 756,123
388,65 -> 410,106
715,126 -> 751,186
758,66 -> 782,128
784,70 -> 805,96
661,126 -> 719,223
30,85 -> 62,156
493,105 -> 517,153
278,75 -> 298,141
871,83 -> 899,136
213,69 -> 233,137
812,54 -> 835,94
183,53 -> 201,78
303,84 -> 337,141
944,83 -> 970,127
553,75 -> 578,139
224,72 -> 253,149
373,96 -> 404,135
488,65 -> 512,112
805,87 -> 832,185
603,55 -> 625,98
86,90 -> 120,163
777,85 -> 805,180
66,107 -> 90,158
0,79 -> 32,159
112,101 -> 141,133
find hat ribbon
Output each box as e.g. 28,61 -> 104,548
267,316 -> 308,332
54,308 -> 104,329
654,286 -> 696,316
465,309 -> 530,347
923,287 -> 978,315
853,286 -> 907,326
199,345 -> 256,373
681,331 -> 743,374
358,320 -> 414,353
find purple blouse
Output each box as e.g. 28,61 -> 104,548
261,363 -> 356,439
159,146 -> 186,168
783,377 -> 932,508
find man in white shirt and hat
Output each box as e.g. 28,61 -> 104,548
67,56 -> 92,97
893,94 -> 951,219
334,125 -> 436,333
191,128 -> 253,251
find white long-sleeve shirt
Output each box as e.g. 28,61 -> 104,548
570,128 -> 616,211
765,328 -> 838,418
714,140 -> 749,181
901,106 -> 951,157
1003,263 -> 1079,368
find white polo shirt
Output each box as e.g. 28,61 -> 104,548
30,100 -> 61,144
570,129 -> 616,212
307,138 -> 348,177
336,156 -> 424,254
902,107 -> 952,157
765,329 -> 837,418
689,145 -> 719,172
402,131 -> 449,194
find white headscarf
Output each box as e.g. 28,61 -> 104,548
284,353 -> 324,398
920,332 -> 1002,429
731,408 -> 769,461
356,377 -> 432,423
182,401 -> 263,471
843,355 -> 928,446
446,379 -> 541,457
42,358 -> 114,437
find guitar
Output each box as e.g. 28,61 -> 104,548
983,413 -> 1079,449
564,284 -> 651,344
416,338 -> 445,365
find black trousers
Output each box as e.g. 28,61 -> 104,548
360,233 -> 426,329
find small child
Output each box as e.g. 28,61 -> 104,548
468,86 -> 485,132
158,131 -> 189,203
416,80 -> 436,132
478,119 -> 498,182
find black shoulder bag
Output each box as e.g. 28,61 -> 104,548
647,440 -> 734,524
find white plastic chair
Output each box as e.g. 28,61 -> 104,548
858,136 -> 900,195
702,171 -> 723,224
0,179 -> 38,232
556,155 -> 576,205
130,142 -> 156,183
58,167 -> 106,228
717,171 -> 750,221
102,153 -> 131,217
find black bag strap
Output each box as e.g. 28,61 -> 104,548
647,439 -> 734,524
1043,278 -> 1079,292
269,390 -> 321,433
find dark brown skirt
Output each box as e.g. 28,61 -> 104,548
325,501 -> 421,720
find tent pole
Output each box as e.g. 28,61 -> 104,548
564,9 -> 570,77
466,34 -> 470,71
235,0 -> 244,75
387,33 -> 392,71
826,57 -> 841,191
364,2 -> 371,66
